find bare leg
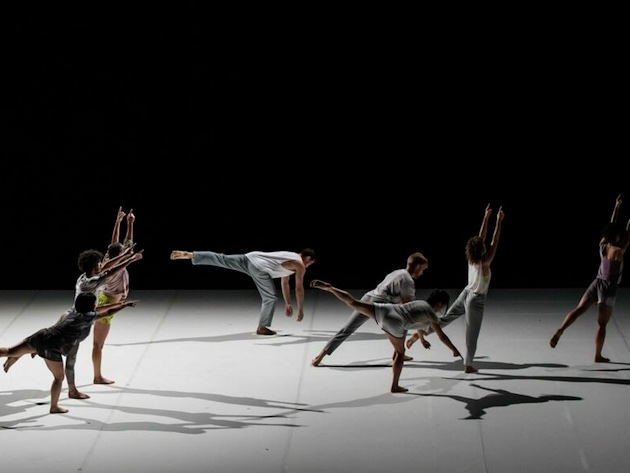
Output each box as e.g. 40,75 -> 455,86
310,280 -> 375,319
387,335 -> 408,393
64,343 -> 90,399
44,359 -> 68,414
92,321 -> 114,384
1,342 -> 36,373
595,306 -> 613,362
550,296 -> 594,348
4,355 -> 23,372
393,350 -> 413,362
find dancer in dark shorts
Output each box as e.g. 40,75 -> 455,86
550,194 -> 630,362
1,293 -> 137,413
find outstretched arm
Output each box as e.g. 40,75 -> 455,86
431,322 -> 461,358
95,299 -> 138,319
101,249 -> 144,280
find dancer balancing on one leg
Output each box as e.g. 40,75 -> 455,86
312,252 -> 429,367
407,203 -> 504,374
550,193 -> 630,362
170,248 -> 316,335
310,279 -> 460,393
1,293 -> 137,413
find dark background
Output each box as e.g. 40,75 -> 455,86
1,6 -> 625,291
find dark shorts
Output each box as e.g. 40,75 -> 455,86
24,329 -> 73,363
584,278 -> 618,308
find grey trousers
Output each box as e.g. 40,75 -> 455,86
192,251 -> 277,328
322,293 -> 387,355
432,288 -> 486,366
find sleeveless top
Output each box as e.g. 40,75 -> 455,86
465,262 -> 491,294
597,241 -> 624,284
245,251 -> 301,278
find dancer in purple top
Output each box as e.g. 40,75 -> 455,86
550,194 -> 630,362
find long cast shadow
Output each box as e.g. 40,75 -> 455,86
408,383 -> 582,420
1,384 -> 321,433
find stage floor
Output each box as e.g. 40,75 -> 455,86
2,288 -> 630,473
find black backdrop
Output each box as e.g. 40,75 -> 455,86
2,6 -> 625,291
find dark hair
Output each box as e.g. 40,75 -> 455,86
106,242 -> 125,259
407,252 -> 428,268
300,248 -> 316,261
75,292 -> 97,314
77,249 -> 104,273
426,289 -> 450,308
602,222 -> 622,244
465,236 -> 485,264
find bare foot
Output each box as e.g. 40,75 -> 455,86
550,330 -> 562,348
310,279 -> 330,290
406,335 -> 417,349
94,376 -> 115,385
595,356 -> 611,363
391,385 -> 409,393
420,339 -> 432,349
464,365 -> 478,374
403,355 -> 413,362
68,391 -> 91,399
50,406 -> 69,414
3,356 -> 19,373
311,351 -> 326,367
297,313 -> 304,322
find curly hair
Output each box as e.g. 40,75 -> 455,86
465,236 -> 486,265
77,249 -> 104,274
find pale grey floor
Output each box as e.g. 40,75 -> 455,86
2,288 -> 630,473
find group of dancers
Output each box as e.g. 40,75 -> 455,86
1,196 -> 629,410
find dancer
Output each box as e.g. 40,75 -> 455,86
170,248 -> 316,335
64,245 -> 143,398
310,279 -> 460,393
408,203 -> 504,374
550,194 -> 630,362
1,292 -> 137,413
3,246 -> 143,395
93,207 -> 136,384
312,252 -> 428,366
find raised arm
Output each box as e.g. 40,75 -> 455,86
611,194 -> 622,224
111,206 -> 126,245
483,206 -> 504,266
479,203 -> 492,240
124,208 -> 135,246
